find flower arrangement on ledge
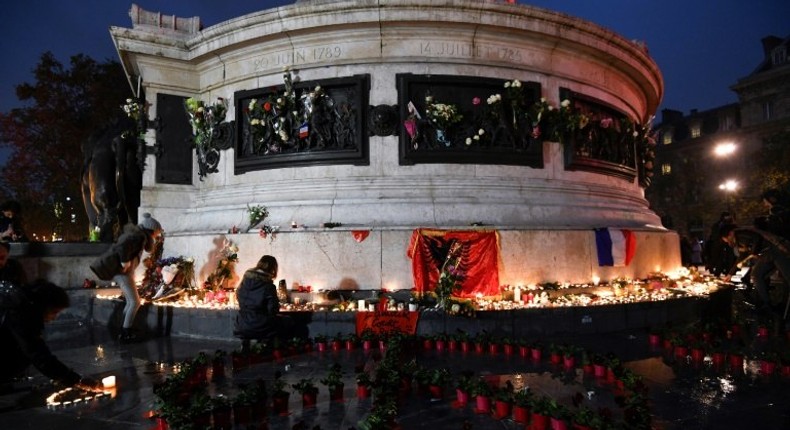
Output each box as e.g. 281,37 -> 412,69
243,67 -> 356,157
245,204 -> 278,239
403,79 -> 657,181
203,239 -> 239,292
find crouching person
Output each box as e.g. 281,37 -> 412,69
0,280 -> 102,392
234,255 -> 294,351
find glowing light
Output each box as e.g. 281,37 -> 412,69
102,375 -> 116,388
713,142 -> 736,157
591,276 -> 600,286
718,180 -> 738,192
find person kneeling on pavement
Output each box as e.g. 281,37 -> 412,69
0,279 -> 103,392
234,255 -> 295,351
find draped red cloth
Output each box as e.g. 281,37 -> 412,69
407,229 -> 500,298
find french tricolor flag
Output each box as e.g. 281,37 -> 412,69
299,122 -> 309,139
595,228 -> 636,267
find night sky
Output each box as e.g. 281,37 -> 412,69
1,0 -> 788,128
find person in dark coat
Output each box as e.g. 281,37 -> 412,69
705,211 -> 734,273
0,242 -> 27,287
0,280 -> 102,391
712,223 -> 738,277
0,200 -> 27,242
750,189 -> 790,314
234,255 -> 291,349
90,213 -> 162,342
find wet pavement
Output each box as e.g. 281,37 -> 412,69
2,289 -> 790,429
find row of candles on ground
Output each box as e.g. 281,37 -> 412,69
46,375 -> 116,410
97,268 -> 721,310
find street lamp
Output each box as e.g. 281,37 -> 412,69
718,179 -> 738,192
718,179 -> 738,213
713,141 -> 737,157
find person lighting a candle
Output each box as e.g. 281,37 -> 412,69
89,213 -> 163,342
0,280 -> 103,393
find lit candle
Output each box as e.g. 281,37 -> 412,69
358,299 -> 366,311
592,276 -> 600,286
513,286 -> 521,302
101,375 -> 116,388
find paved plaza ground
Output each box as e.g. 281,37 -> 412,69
1,289 -> 789,429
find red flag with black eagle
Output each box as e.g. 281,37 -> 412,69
407,229 -> 500,298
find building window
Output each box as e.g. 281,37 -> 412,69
690,125 -> 701,138
661,163 -> 671,175
722,115 -> 734,131
763,101 -> 773,120
662,132 -> 673,145
772,47 -> 787,65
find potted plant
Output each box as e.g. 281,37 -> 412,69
547,398 -> 571,430
345,333 -> 360,351
562,345 -> 581,371
580,349 -> 594,375
271,375 -> 290,415
331,332 -> 344,351
421,334 -> 435,350
360,328 -> 377,350
454,371 -> 475,406
356,371 -> 373,399
671,334 -> 689,360
152,379 -> 190,430
454,330 -> 471,352
210,395 -> 232,430
517,338 -> 531,358
511,388 -> 532,424
292,378 -> 319,408
435,332 -> 448,351
572,406 -> 602,430
314,334 -> 328,352
549,343 -> 564,365
211,349 -> 226,379
492,385 -> 513,419
501,337 -> 515,355
759,350 -> 779,375
231,348 -> 249,371
531,341 -> 544,362
186,393 -> 213,429
726,342 -> 746,372
427,368 -> 451,399
471,378 -> 493,413
359,398 -> 399,430
473,331 -> 490,354
231,384 -> 256,426
320,362 -> 345,401
689,340 -> 706,365
529,395 -> 554,430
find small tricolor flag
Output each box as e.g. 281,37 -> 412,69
595,228 -> 636,267
299,122 -> 309,139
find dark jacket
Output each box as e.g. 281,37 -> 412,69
234,269 -> 280,341
0,283 -> 80,384
90,224 -> 148,280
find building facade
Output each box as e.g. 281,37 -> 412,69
648,35 -> 790,242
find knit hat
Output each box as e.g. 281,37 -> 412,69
138,213 -> 162,232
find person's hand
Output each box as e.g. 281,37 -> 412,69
75,376 -> 104,392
